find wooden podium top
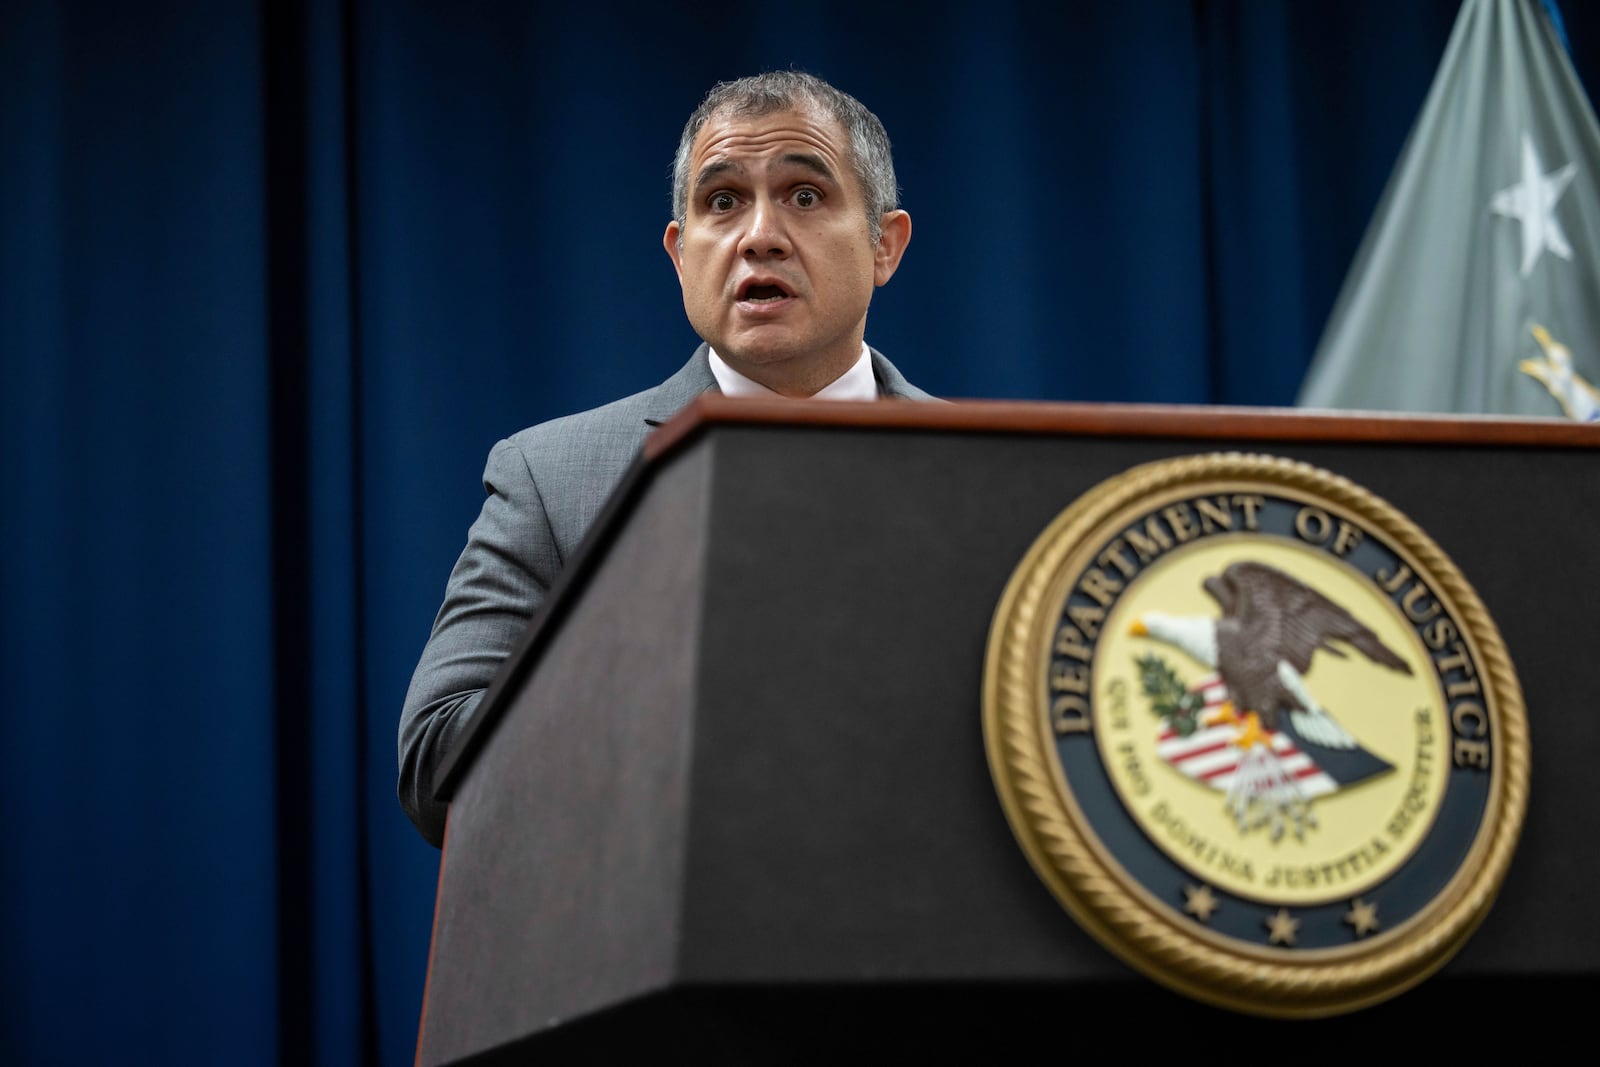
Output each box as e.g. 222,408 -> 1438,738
646,395 -> 1600,462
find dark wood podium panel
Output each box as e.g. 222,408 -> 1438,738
420,402 -> 1599,1065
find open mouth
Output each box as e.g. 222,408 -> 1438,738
737,279 -> 793,304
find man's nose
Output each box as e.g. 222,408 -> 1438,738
739,198 -> 790,258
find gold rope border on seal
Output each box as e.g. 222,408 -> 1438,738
982,453 -> 1529,1018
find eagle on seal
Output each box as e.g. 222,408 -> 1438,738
1132,561 -> 1412,839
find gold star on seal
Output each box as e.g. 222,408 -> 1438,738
1345,898 -> 1381,937
1183,883 -> 1219,923
1265,907 -> 1299,946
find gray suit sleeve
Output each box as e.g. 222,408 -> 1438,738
398,438 -> 562,846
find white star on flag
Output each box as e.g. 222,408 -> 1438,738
1489,133 -> 1578,276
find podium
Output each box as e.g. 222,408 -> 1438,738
417,400 -> 1598,1063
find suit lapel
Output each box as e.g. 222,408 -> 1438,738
642,344 -> 719,426
870,347 -> 934,400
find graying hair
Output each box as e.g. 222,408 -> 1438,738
671,71 -> 899,243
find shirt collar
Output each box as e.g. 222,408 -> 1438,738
707,344 -> 877,401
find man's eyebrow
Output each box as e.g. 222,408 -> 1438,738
692,153 -> 837,196
693,159 -> 744,195
779,152 -> 835,182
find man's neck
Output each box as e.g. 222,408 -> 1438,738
709,344 -> 876,400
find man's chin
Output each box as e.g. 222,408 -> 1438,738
718,346 -> 800,368
714,340 -> 865,399
712,334 -> 811,369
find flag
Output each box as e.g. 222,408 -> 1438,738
1299,0 -> 1600,420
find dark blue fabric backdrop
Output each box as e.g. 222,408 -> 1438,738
3,1 -> 1595,1063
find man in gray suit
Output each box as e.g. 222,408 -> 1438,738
400,71 -> 929,846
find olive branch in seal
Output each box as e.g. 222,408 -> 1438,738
1135,653 -> 1205,737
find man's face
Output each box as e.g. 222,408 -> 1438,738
664,106 -> 910,396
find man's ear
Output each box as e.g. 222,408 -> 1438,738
873,210 -> 912,287
663,220 -> 685,283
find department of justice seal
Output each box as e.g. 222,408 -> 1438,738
982,453 -> 1528,1017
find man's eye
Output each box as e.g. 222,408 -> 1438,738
792,188 -> 821,208
709,192 -> 737,212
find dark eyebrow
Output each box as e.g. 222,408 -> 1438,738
779,152 -> 835,183
693,153 -> 837,197
693,159 -> 744,197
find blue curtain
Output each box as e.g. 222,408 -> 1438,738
3,1 -> 1594,1063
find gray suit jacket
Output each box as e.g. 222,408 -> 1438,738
400,344 -> 931,845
